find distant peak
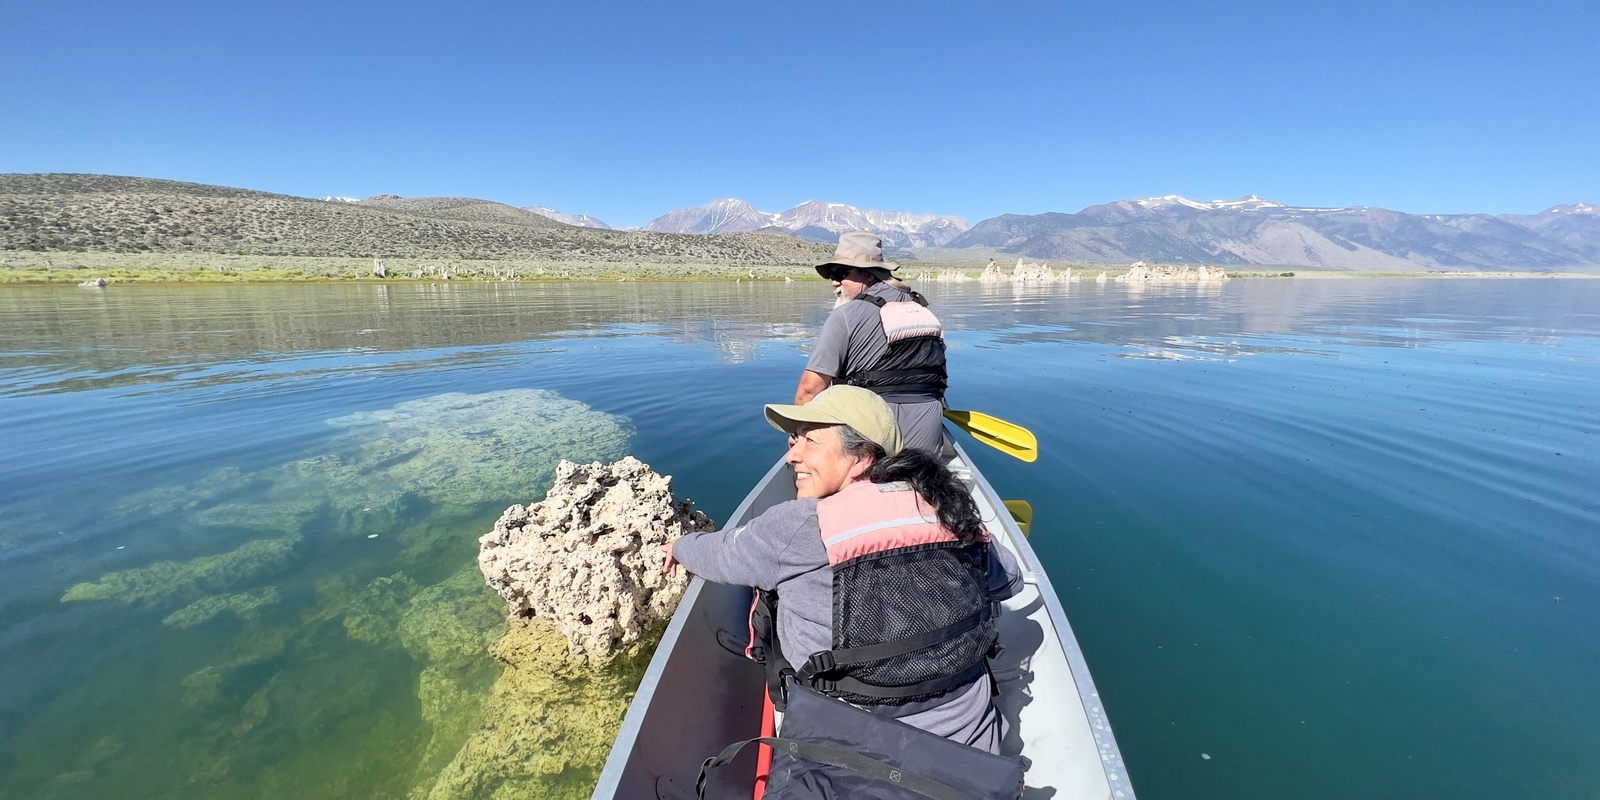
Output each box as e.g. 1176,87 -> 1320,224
1131,195 -> 1208,210
1127,194 -> 1287,211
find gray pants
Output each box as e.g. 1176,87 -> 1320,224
891,399 -> 947,455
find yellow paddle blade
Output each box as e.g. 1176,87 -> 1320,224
1003,499 -> 1034,536
943,409 -> 1038,463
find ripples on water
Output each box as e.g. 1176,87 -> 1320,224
0,278 -> 1596,800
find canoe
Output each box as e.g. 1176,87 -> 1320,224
592,436 -> 1136,799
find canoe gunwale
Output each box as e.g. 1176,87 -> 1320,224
951,438 -> 1135,798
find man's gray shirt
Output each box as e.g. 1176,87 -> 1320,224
806,283 -> 947,453
671,493 -> 1023,751
804,282 -> 905,387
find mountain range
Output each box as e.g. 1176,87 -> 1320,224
524,206 -> 612,229
945,196 -> 1600,271
641,199 -> 970,249
536,194 -> 1597,271
4,174 -> 1595,272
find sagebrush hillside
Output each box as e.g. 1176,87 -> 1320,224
0,174 -> 833,265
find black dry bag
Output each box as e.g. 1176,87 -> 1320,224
698,684 -> 1028,800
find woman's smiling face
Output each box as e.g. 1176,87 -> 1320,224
785,422 -> 871,499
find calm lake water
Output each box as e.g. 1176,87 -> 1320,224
1,278 -> 1596,800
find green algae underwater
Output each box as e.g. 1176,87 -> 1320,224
22,389 -> 657,800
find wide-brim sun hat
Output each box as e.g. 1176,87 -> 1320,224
815,231 -> 899,280
763,385 -> 903,456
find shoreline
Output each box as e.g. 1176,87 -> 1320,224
2,252 -> 1596,285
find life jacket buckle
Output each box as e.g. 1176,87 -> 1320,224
805,651 -> 837,674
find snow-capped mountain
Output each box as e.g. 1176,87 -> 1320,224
1127,194 -> 1291,212
1499,203 -> 1600,260
643,199 -> 777,235
523,206 -> 612,229
951,195 -> 1600,271
770,201 -> 969,248
645,199 -> 969,247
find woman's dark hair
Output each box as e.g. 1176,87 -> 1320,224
837,426 -> 985,543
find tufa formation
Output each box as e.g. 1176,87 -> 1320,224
478,456 -> 713,663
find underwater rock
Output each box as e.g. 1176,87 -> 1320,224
61,535 -> 300,608
178,624 -> 296,709
339,573 -> 420,645
32,388 -> 640,799
398,568 -> 504,670
478,456 -> 712,663
325,389 -> 634,516
191,498 -> 326,532
410,617 -> 646,800
394,568 -> 505,792
162,586 -> 282,628
110,466 -> 251,517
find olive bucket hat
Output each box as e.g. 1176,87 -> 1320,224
814,231 -> 899,281
763,385 -> 903,456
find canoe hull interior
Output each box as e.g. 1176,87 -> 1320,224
614,579 -> 767,797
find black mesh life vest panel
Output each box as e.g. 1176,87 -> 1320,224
843,292 -> 947,402
821,541 -> 996,706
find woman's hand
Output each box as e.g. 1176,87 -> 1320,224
658,541 -> 679,577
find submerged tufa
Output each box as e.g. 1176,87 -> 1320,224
478,457 -> 713,663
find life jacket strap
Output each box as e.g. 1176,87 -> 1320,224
750,588 -> 796,711
852,291 -> 931,309
696,737 -> 982,800
817,663 -> 989,701
796,603 -> 997,681
845,367 -> 947,385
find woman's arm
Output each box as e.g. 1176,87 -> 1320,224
665,499 -> 819,591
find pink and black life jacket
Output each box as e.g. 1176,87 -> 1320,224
843,291 -> 947,403
749,480 -> 999,710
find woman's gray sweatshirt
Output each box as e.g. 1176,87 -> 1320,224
670,491 -> 1023,752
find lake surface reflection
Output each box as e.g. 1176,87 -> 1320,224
2,278 -> 1597,799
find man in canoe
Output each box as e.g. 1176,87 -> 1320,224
793,232 -> 949,455
661,385 -> 1022,754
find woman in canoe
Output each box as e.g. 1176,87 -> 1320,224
661,385 -> 1022,754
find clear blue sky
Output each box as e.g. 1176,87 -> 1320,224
3,0 -> 1594,227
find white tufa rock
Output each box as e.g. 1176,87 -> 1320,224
1115,263 -> 1228,284
478,457 -> 713,664
1012,258 -> 1057,283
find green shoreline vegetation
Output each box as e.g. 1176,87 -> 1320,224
10,251 -> 1590,285
0,252 -> 827,283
